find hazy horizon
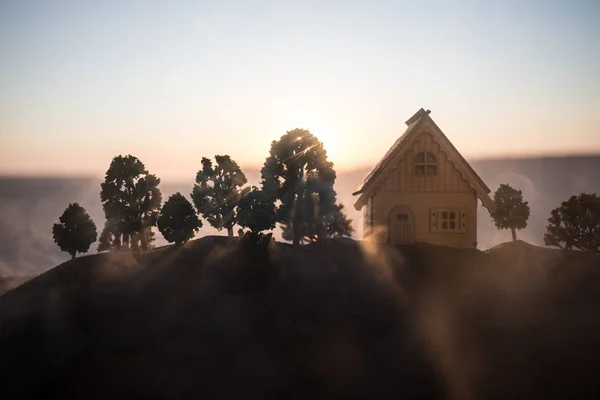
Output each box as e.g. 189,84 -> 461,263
1,0 -> 599,180
1,152 -> 600,182
2,154 -> 600,276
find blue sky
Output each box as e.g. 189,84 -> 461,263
1,0 -> 598,179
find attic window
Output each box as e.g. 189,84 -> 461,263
414,152 -> 437,175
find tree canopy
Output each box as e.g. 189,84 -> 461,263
261,128 -> 339,246
158,193 -> 201,245
237,186 -> 276,235
100,154 -> 162,251
98,218 -> 122,252
324,203 -> 354,239
282,202 -> 354,244
544,193 -> 600,254
52,203 -> 97,259
490,183 -> 531,241
192,155 -> 248,237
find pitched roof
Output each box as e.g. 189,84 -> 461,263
352,108 -> 429,196
352,108 -> 493,209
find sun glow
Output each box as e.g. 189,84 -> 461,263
279,112 -> 344,167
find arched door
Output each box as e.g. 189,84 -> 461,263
389,205 -> 415,244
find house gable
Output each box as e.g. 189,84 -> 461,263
353,109 -> 494,211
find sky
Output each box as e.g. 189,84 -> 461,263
0,0 -> 599,180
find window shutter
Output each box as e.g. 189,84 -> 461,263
430,208 -> 467,233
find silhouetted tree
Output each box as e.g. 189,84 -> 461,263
192,155 -> 248,237
261,128 -> 337,246
490,184 -> 531,241
98,219 -> 157,252
237,187 -> 276,235
158,193 -> 201,245
325,203 -> 354,238
281,202 -> 354,243
100,155 -> 162,251
98,218 -> 122,252
237,187 -> 276,250
544,193 -> 600,254
52,203 -> 97,259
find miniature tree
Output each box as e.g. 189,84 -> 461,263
324,203 -> 354,239
192,155 -> 248,237
98,218 -> 122,252
158,193 -> 202,245
490,184 -> 531,242
100,154 -> 162,251
544,193 -> 600,254
261,128 -> 338,246
281,202 -> 354,243
52,203 -> 98,259
237,187 -> 276,239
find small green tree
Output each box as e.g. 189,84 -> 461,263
97,218 -> 157,252
192,155 -> 248,237
52,203 -> 98,259
490,184 -> 531,241
544,193 -> 600,254
158,193 -> 202,245
281,202 -> 354,243
325,203 -> 354,239
261,128 -> 338,246
237,187 -> 276,235
98,218 -> 122,252
100,154 -> 162,251
237,187 -> 276,249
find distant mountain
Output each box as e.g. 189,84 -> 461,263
0,155 -> 598,276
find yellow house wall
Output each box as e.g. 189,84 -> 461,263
361,129 -> 480,248
369,191 -> 478,248
382,131 -> 471,193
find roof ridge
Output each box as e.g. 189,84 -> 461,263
352,114 -> 427,196
405,108 -> 431,126
352,108 -> 494,211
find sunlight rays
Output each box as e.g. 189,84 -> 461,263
279,112 -> 342,166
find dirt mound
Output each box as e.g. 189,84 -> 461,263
1,238 -> 600,399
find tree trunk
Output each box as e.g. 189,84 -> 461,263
511,228 -> 517,242
140,229 -> 148,251
227,226 -> 234,237
293,196 -> 303,248
292,223 -> 300,247
293,171 -> 305,248
71,253 -> 76,260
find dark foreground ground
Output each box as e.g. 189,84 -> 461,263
0,275 -> 32,296
1,237 -> 600,399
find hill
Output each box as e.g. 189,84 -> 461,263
0,275 -> 32,296
1,238 -> 600,399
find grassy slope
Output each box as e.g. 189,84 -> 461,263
0,276 -> 32,295
0,238 -> 599,399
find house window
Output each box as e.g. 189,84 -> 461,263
430,208 -> 467,233
414,152 -> 437,175
397,213 -> 408,221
